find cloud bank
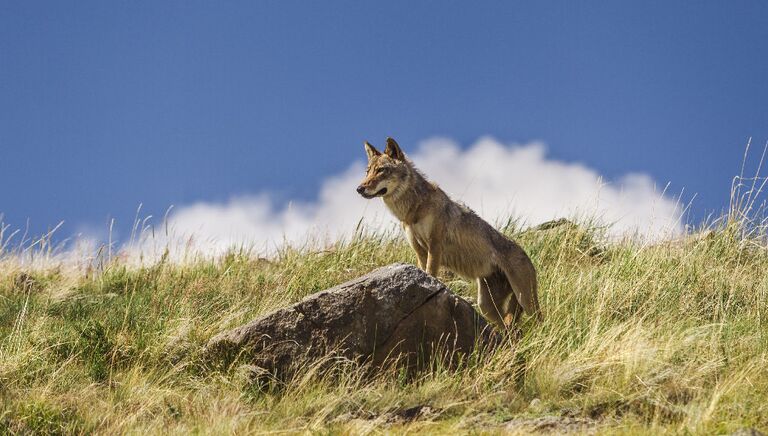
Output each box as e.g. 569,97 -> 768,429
132,137 -> 684,261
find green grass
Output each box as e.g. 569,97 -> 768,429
1,217 -> 767,435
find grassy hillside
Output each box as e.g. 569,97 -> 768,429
1,217 -> 767,434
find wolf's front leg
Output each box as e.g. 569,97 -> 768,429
413,246 -> 428,270
426,244 -> 442,277
405,226 -> 428,270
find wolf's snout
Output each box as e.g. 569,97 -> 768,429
356,185 -> 366,195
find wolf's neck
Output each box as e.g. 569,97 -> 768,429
383,166 -> 435,224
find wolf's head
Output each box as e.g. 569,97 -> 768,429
357,137 -> 410,199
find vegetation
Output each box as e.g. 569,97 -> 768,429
2,165 -> 768,433
0,217 -> 765,435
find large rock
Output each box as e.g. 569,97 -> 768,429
205,263 -> 491,378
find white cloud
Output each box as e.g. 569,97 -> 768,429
129,137 -> 684,261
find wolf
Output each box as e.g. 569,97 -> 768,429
356,137 -> 542,329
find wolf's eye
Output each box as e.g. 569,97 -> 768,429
377,168 -> 389,175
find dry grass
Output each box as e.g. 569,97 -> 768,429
4,144 -> 768,434
1,209 -> 767,435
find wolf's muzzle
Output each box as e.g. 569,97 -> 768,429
357,185 -> 387,199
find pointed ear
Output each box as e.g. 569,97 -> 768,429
364,141 -> 381,160
384,137 -> 405,161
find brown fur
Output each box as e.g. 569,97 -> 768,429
357,138 -> 542,329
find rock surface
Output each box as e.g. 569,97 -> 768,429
728,429 -> 765,436
505,416 -> 597,434
205,263 -> 490,377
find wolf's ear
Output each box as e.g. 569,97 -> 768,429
384,137 -> 405,161
364,141 -> 381,160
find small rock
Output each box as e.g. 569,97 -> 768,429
506,415 -> 597,434
330,412 -> 356,424
534,218 -> 575,231
14,272 -> 37,292
728,428 -> 765,436
529,398 -> 543,412
390,405 -> 438,422
234,364 -> 273,387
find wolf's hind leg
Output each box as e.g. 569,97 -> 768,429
503,291 -> 524,327
477,277 -> 504,329
477,271 -> 515,330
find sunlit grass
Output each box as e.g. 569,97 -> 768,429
2,143 -> 768,434
1,207 -> 766,435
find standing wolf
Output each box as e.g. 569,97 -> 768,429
356,138 -> 542,329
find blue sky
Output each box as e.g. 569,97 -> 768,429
1,1 -> 767,247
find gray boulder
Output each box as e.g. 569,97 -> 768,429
205,263 -> 492,378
